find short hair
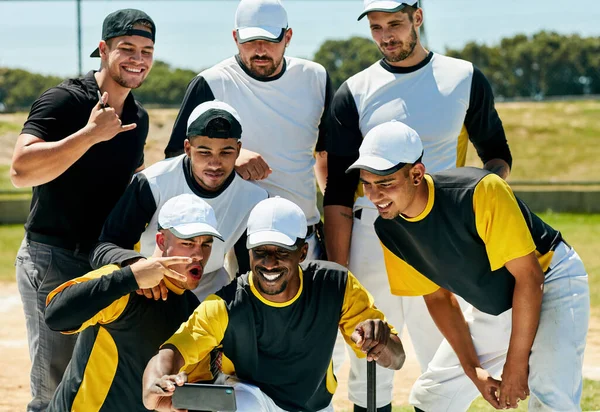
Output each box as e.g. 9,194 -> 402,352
401,4 -> 418,22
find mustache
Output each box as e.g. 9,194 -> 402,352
251,55 -> 274,62
381,40 -> 402,48
256,266 -> 286,274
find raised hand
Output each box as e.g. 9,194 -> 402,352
130,256 -> 192,290
86,91 -> 137,143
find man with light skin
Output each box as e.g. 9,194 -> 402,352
324,1 -> 513,410
164,0 -> 332,260
44,195 -> 224,411
348,120 -> 589,411
142,197 -> 406,412
10,9 -> 156,411
91,101 -> 268,302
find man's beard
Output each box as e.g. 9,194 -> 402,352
379,25 -> 418,63
245,54 -> 284,78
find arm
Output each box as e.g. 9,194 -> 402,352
165,75 -> 215,158
11,90 -> 137,187
465,66 -> 512,180
90,173 -> 157,269
142,346 -> 187,412
323,82 -> 364,266
423,288 -> 502,409
314,71 -> 334,195
500,252 -> 544,407
315,151 -> 328,195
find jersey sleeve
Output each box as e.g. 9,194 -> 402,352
44,265 -> 137,334
338,272 -> 398,358
315,71 -> 334,152
21,87 -> 76,142
473,173 -> 536,270
464,67 -> 512,168
164,75 -> 216,158
323,81 -> 363,208
380,243 -> 440,296
163,295 -> 230,371
90,173 -> 158,269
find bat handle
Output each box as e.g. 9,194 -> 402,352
367,359 -> 376,412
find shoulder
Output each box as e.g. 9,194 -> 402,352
302,260 -> 348,290
431,167 -> 490,189
140,155 -> 184,180
431,53 -> 474,79
286,57 -> 327,76
230,175 -> 269,201
199,57 -> 239,81
216,273 -> 250,305
345,60 -> 384,91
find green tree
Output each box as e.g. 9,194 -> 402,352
313,36 -> 381,91
0,68 -> 62,110
134,60 -> 198,106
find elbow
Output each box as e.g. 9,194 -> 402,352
9,165 -> 29,188
44,303 -> 76,333
394,351 -> 406,370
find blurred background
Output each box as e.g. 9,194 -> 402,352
0,1 -> 599,411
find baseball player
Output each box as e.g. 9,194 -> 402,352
91,101 -> 267,301
142,197 -> 406,412
11,9 -> 156,410
163,0 -> 332,260
45,195 -> 224,411
349,120 -> 589,411
324,1 -> 512,410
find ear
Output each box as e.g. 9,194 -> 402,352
236,141 -> 242,159
413,8 -> 424,29
410,162 -> 426,185
184,139 -> 192,157
99,40 -> 109,58
156,231 -> 166,252
284,28 -> 293,47
298,242 -> 309,263
232,29 -> 239,44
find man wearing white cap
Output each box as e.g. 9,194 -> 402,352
91,101 -> 267,301
45,194 -> 225,411
142,197 -> 406,412
349,121 -> 589,412
164,0 -> 332,261
323,1 -> 513,410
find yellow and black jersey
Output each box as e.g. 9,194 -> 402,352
375,168 -> 562,315
164,261 -> 396,412
44,265 -> 201,412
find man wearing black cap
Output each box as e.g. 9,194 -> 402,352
163,0 -> 332,262
91,101 -> 268,302
10,8 -> 156,411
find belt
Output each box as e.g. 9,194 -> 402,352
26,232 -> 94,254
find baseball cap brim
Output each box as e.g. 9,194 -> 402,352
168,223 -> 224,242
90,47 -> 101,58
246,230 -> 298,251
237,26 -> 286,43
346,155 -> 407,176
357,2 -> 409,21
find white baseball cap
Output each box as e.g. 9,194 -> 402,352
358,0 -> 419,21
158,194 -> 224,241
246,197 -> 307,250
235,0 -> 288,44
346,120 -> 423,176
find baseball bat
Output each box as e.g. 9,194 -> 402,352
367,359 -> 376,412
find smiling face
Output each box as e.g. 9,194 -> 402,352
367,9 -> 422,64
99,23 -> 154,89
233,29 -> 292,79
360,163 -> 427,219
156,230 -> 214,290
250,242 -> 308,302
184,135 -> 241,191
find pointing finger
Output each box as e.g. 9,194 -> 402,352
120,123 -> 137,132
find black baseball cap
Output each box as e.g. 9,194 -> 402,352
187,101 -> 243,140
90,9 -> 156,58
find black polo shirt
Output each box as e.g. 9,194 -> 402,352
21,71 -> 148,250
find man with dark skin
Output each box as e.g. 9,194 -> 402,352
349,120 -> 589,412
142,197 -> 406,412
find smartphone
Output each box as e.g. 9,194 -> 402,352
172,383 -> 237,411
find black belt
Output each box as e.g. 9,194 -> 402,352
26,232 -> 94,254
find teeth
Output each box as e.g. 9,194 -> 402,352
262,272 -> 283,281
377,202 -> 391,208
124,67 -> 142,73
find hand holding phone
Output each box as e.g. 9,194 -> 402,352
172,383 -> 237,411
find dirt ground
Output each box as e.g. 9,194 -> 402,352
1,282 -> 599,411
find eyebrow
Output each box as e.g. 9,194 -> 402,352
119,41 -> 154,50
194,145 -> 237,150
359,176 -> 396,184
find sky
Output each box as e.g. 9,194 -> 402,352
1,0 -> 599,77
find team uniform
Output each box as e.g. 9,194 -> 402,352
324,52 -> 512,406
163,261 -> 396,412
91,154 -> 268,301
375,168 -> 589,411
44,265 -> 209,412
15,70 -> 148,411
164,55 -> 333,259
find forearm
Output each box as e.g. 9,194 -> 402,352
45,266 -> 138,332
376,334 -> 406,370
10,129 -> 97,187
484,158 -> 511,180
424,290 -> 482,380
91,241 -> 146,269
142,346 -> 185,409
323,205 -> 353,266
506,277 -> 543,366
